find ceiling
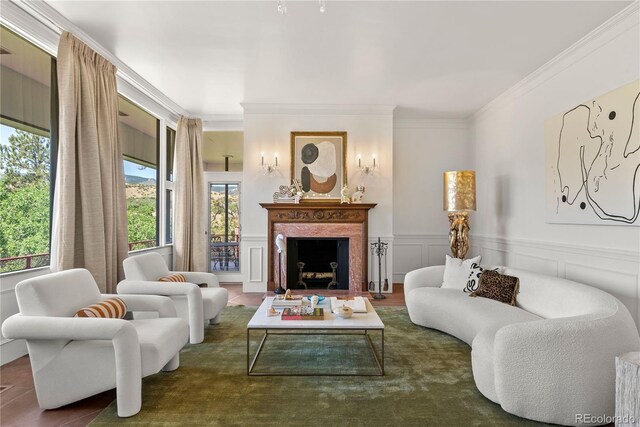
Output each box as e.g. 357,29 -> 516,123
45,1 -> 631,118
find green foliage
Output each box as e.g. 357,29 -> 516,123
126,191 -> 156,247
0,130 -> 50,190
0,128 -> 51,272
209,185 -> 239,240
0,181 -> 50,259
0,126 -> 161,272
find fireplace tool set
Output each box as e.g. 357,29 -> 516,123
369,237 -> 389,299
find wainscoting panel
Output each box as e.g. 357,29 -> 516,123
393,244 -> 423,276
565,261 -> 639,325
474,235 -> 640,329
0,287 -> 27,365
248,247 -> 263,284
480,247 -> 509,266
242,236 -> 267,292
428,244 -> 452,267
392,234 -> 449,283
513,253 -> 559,277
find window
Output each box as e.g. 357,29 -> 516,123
209,183 -> 240,272
118,96 -> 159,251
0,26 -> 55,273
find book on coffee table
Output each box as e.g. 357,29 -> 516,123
272,295 -> 304,307
281,306 -> 324,320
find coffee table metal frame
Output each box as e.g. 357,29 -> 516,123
246,327 -> 384,376
246,297 -> 384,376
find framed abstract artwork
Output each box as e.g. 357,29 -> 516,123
290,131 -> 347,201
545,79 -> 640,226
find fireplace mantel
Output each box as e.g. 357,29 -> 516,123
260,203 -> 376,292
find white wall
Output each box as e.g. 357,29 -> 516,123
392,118 -> 471,283
469,5 -> 640,327
240,105 -> 395,292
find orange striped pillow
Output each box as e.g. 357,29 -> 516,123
158,274 -> 187,283
74,297 -> 127,319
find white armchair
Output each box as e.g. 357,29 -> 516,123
1,269 -> 188,417
119,252 -> 228,344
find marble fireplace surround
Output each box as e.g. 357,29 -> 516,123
260,203 -> 376,292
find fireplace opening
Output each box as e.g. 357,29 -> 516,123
286,238 -> 349,290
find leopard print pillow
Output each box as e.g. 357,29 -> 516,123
469,270 -> 519,306
464,264 -> 500,293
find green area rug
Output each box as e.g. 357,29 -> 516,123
90,306 -> 551,426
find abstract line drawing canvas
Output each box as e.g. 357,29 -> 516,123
290,131 -> 347,201
545,80 -> 640,226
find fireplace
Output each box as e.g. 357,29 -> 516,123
260,202 -> 376,292
286,238 -> 349,290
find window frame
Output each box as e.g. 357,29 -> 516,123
0,25 -> 57,274
118,94 -> 161,252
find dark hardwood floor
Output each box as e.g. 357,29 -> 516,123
0,284 -> 405,426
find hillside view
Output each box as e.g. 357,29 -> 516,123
0,127 -> 158,272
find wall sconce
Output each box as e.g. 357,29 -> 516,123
357,154 -> 377,175
261,152 -> 278,175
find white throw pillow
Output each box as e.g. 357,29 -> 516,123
442,255 -> 482,291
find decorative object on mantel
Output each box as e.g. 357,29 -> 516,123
273,179 -> 303,203
616,351 -> 640,424
357,154 -> 377,175
261,152 -> 278,175
545,80 -> 640,226
351,185 -> 365,203
274,234 -> 286,294
340,185 -> 350,204
291,131 -> 347,202
444,170 -> 476,259
370,237 -> 389,300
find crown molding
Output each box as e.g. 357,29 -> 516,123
241,103 -> 396,116
8,0 -> 186,122
202,114 -> 244,131
472,1 -> 640,121
393,117 -> 468,130
0,1 -> 58,55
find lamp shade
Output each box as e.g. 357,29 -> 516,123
443,170 -> 476,212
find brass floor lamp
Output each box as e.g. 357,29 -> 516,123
443,171 -> 476,259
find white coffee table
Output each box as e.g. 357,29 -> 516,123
247,296 -> 384,376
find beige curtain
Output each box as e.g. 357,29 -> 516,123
174,116 -> 206,272
50,32 -> 128,293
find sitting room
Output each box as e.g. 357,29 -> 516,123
0,1 -> 639,426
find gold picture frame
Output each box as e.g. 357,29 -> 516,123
290,131 -> 347,202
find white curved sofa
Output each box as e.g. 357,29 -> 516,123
404,265 -> 640,426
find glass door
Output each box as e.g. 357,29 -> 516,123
209,183 -> 240,272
